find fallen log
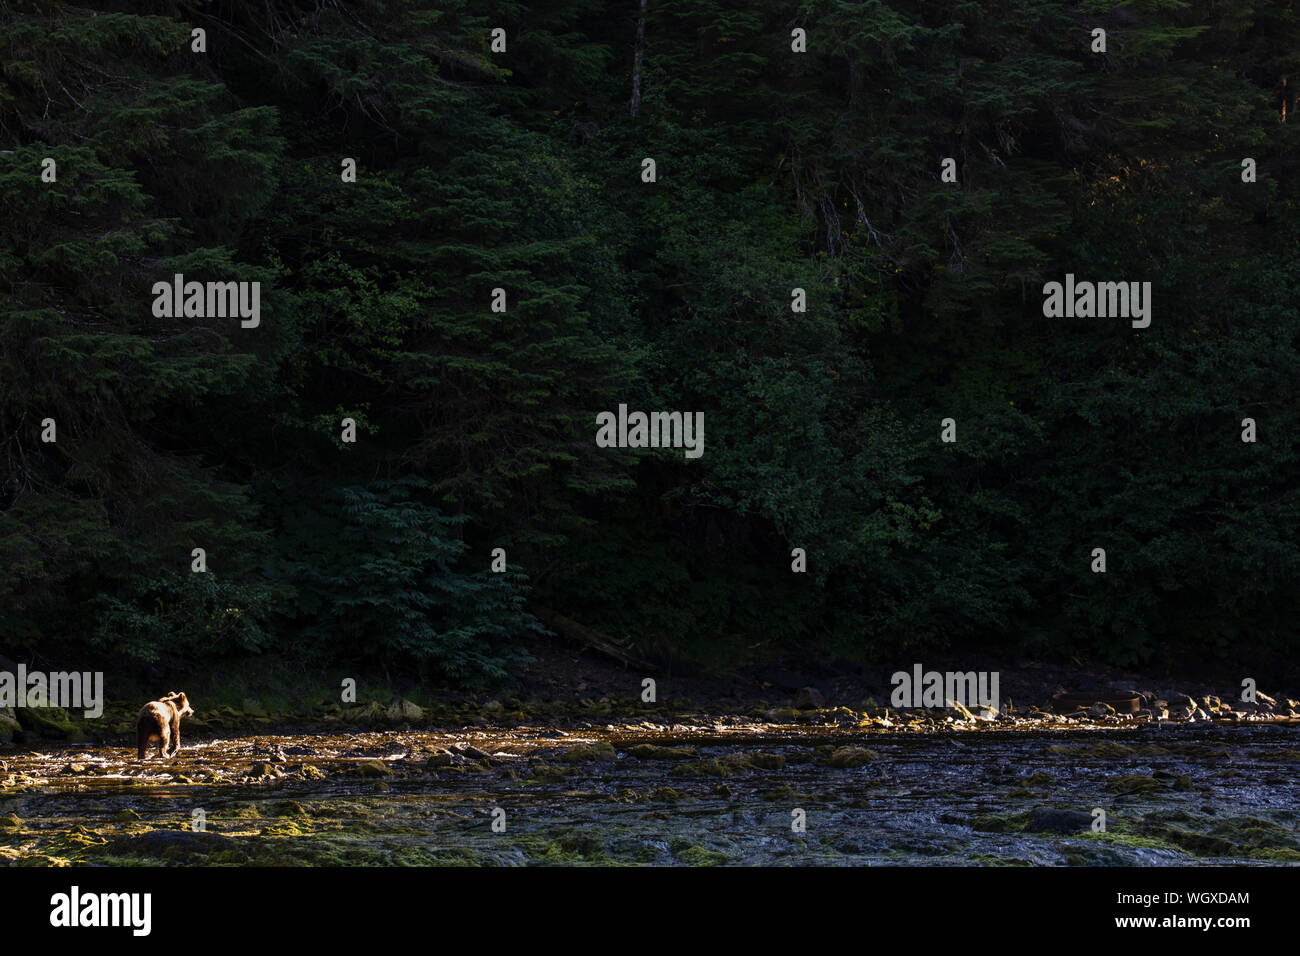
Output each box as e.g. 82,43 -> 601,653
530,606 -> 657,672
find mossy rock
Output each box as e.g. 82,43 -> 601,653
108,829 -> 240,863
1106,774 -> 1164,795
627,744 -> 698,760
669,758 -> 730,779
112,809 -> 141,822
827,746 -> 880,768
1208,817 -> 1299,850
355,759 -> 392,778
425,749 -> 454,768
525,762 -> 571,783
721,751 -> 785,771
560,741 -> 616,762
670,840 -> 729,865
555,833 -> 605,859
0,814 -> 21,829
972,812 -> 1027,833
15,706 -> 79,740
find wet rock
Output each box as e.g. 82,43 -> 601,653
248,761 -> 283,778
61,762 -> 89,775
386,697 -> 424,722
0,814 -> 21,829
348,702 -> 386,723
425,749 -> 455,768
827,746 -> 880,768
297,764 -> 326,780
455,744 -> 494,762
112,809 -> 141,822
1025,808 -> 1094,834
355,759 -> 392,778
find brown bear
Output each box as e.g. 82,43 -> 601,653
136,691 -> 194,759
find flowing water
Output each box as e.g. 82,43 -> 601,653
2,721 -> 1298,865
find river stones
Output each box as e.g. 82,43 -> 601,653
355,759 -> 392,777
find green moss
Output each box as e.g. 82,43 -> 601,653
670,839 -> 730,865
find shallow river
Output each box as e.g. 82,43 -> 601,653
2,722 -> 1297,865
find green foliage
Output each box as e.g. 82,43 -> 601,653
272,477 -> 538,678
3,0 -> 1298,678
